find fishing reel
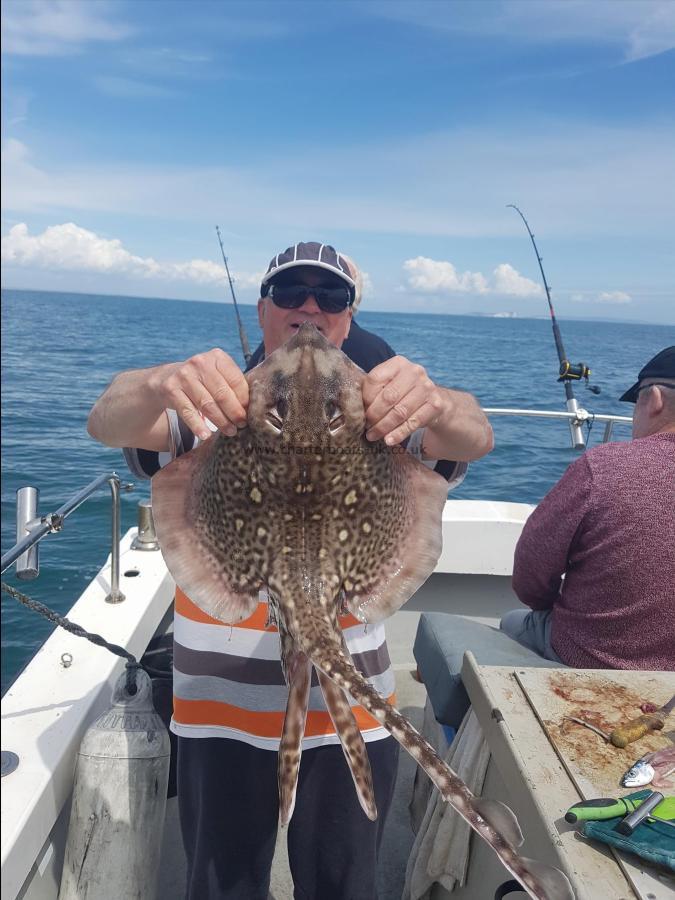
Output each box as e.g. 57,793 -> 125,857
558,360 -> 601,394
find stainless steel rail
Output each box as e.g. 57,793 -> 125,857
483,408 -> 632,444
1,472 -> 132,604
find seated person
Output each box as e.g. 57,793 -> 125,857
500,346 -> 675,670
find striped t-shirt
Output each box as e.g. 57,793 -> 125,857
172,587 -> 397,749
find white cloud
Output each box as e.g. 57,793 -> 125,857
3,123 -> 673,241
491,263 -> 543,297
2,0 -> 132,56
1,222 -> 262,287
403,257 -> 541,298
403,257 -> 488,294
598,291 -> 632,304
365,1 -> 675,63
622,2 -> 675,61
360,271 -> 374,298
94,76 -> 180,100
2,138 -> 31,166
571,290 -> 632,304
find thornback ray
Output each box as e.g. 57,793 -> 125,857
152,323 -> 575,900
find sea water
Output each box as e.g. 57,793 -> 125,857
2,288 -> 673,692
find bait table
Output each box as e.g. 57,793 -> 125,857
458,654 -> 675,900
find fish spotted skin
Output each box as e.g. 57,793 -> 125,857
277,620 -> 312,823
152,324 -> 575,900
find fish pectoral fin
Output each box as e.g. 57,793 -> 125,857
317,669 -> 377,821
343,453 -> 449,624
151,441 -> 259,624
278,656 -> 311,826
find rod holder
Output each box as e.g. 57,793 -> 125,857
105,476 -> 125,604
130,501 -> 160,551
565,398 -> 586,449
2,473 -> 131,607
16,487 -> 40,580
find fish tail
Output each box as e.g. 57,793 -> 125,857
317,670 -> 377,820
321,653 -> 574,900
278,656 -> 312,825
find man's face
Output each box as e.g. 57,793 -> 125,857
257,266 -> 352,355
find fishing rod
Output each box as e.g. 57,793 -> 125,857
215,226 -> 252,366
507,204 -> 599,449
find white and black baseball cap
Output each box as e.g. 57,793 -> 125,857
260,242 -> 356,297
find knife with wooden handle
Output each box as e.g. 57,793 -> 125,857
610,694 -> 675,748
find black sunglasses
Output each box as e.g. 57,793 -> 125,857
266,283 -> 354,314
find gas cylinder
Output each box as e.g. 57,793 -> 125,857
58,668 -> 171,900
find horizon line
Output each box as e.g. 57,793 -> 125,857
1,284 -> 672,329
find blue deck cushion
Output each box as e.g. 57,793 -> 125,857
413,613 -> 565,728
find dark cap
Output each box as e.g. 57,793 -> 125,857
619,346 -> 675,403
260,242 -> 356,296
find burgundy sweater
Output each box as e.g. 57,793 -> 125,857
512,432 -> 675,670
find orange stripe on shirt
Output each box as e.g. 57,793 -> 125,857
175,587 -> 363,631
173,694 -> 397,737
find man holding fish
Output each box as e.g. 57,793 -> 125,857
88,242 -> 494,900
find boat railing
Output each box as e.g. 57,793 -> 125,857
0,410 -> 631,591
1,472 -> 133,603
482,407 -> 632,445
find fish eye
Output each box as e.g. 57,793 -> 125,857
267,397 -> 287,432
326,401 -> 344,433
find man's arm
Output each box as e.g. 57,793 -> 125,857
87,349 -> 249,450
512,456 -> 591,609
361,356 -> 493,461
421,387 -> 493,462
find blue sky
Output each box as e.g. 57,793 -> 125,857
2,0 -> 674,323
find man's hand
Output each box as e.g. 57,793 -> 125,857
362,356 -> 444,446
362,355 -> 493,461
154,349 -> 249,441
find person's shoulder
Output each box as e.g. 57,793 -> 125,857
246,342 -> 265,371
583,432 -> 675,475
585,431 -> 675,458
343,320 -> 395,371
348,319 -> 392,347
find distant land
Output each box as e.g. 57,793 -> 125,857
1,286 -> 671,329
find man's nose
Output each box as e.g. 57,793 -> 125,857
299,292 -> 321,313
